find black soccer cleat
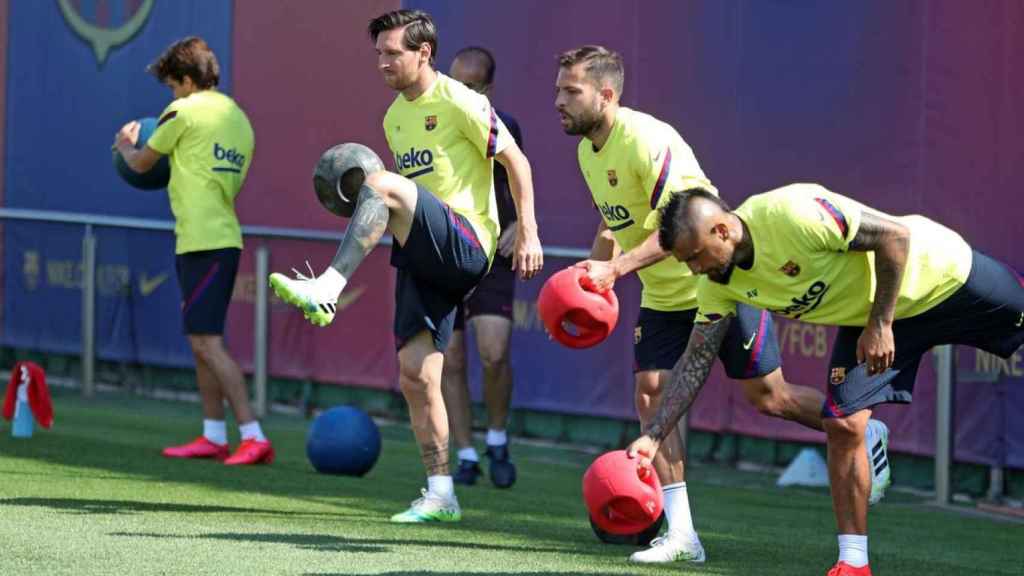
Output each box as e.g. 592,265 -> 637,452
453,459 -> 482,486
486,444 -> 517,489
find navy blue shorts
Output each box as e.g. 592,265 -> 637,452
634,304 -> 782,379
823,250 -> 1024,417
390,184 -> 490,351
453,254 -> 515,330
175,248 -> 240,335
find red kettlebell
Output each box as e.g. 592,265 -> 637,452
582,450 -> 663,535
537,267 -> 619,349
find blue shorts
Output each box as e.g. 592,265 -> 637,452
823,250 -> 1024,417
390,184 -> 490,351
175,248 -> 240,335
634,304 -> 782,379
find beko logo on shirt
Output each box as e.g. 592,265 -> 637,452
599,202 -> 634,231
395,147 -> 435,177
770,280 -> 830,319
213,143 -> 246,167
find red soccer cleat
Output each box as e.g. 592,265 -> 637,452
162,436 -> 229,460
224,438 -> 275,466
827,562 -> 872,576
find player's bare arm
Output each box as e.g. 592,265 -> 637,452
579,230 -> 668,293
329,184 -> 389,279
848,211 -> 910,374
495,142 -> 543,279
627,316 -> 732,463
113,121 -> 162,173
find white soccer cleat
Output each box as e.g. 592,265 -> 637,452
389,489 -> 462,523
268,262 -> 339,327
628,531 -> 706,564
866,419 -> 891,505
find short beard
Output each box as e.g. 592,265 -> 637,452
562,111 -> 602,137
707,262 -> 736,284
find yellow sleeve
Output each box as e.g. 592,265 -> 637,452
788,186 -> 864,253
146,101 -> 187,155
695,277 -> 737,322
640,139 -> 717,229
453,88 -> 512,159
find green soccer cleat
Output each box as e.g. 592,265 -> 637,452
268,267 -> 338,327
390,489 -> 462,523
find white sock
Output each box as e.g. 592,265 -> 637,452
838,534 -> 869,567
319,267 -> 347,298
238,420 -> 266,442
486,429 -> 507,446
663,481 -> 696,536
427,475 -> 454,499
458,447 -> 479,462
203,419 -> 227,445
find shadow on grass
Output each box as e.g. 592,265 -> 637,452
303,569 -> 634,573
109,531 -> 571,555
0,497 -> 363,519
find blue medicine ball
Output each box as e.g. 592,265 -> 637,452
112,117 -> 171,190
306,406 -> 382,476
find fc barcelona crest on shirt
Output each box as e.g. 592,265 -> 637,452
780,260 -> 801,277
607,170 -> 618,187
830,367 -> 847,386
425,115 -> 438,131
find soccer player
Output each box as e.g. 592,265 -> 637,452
555,46 -> 890,563
268,10 -> 543,522
113,37 -> 273,465
630,185 -> 1024,575
442,46 -> 523,489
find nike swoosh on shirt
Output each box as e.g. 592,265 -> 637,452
139,272 -> 169,296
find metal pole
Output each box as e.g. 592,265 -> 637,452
253,245 -> 269,418
81,225 -> 96,397
934,344 -> 955,504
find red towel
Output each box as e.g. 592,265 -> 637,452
2,361 -> 53,428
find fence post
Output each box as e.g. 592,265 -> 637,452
253,245 -> 269,418
81,224 -> 96,397
934,344 -> 955,504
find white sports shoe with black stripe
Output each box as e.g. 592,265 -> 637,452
268,265 -> 339,327
865,419 -> 891,505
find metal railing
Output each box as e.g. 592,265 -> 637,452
0,207 -> 961,502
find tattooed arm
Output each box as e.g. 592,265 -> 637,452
627,316 -> 732,463
328,183 -> 390,279
848,211 -> 910,374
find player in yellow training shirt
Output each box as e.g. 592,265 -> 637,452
629,185 -> 1024,575
268,9 -> 543,523
113,37 -> 272,466
554,45 -> 891,564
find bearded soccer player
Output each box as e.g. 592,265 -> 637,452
114,37 -> 272,466
630,185 -> 1024,575
269,9 -> 542,522
556,45 -> 891,564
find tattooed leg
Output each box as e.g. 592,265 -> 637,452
329,183 -> 390,278
398,331 -> 451,477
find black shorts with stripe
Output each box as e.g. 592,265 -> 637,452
175,248 -> 240,335
634,304 -> 782,379
390,184 -> 490,352
823,250 -> 1024,417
